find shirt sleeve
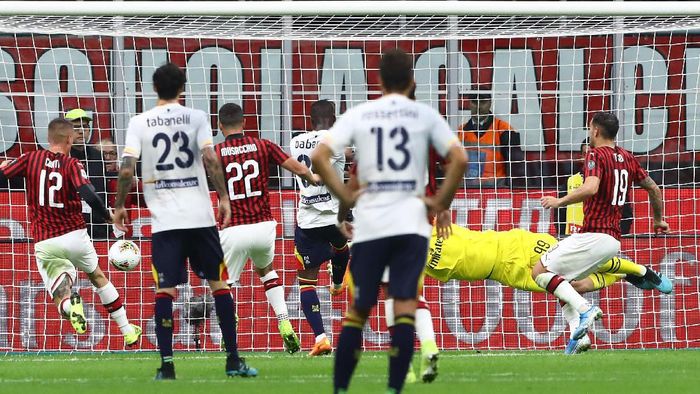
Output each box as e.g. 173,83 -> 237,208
195,111 -> 214,151
68,160 -> 91,188
0,153 -> 29,178
265,140 -> 290,165
583,150 -> 602,178
122,117 -> 142,158
429,110 -> 460,158
631,156 -> 649,184
322,110 -> 354,156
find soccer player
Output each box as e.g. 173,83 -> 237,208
290,99 -> 350,356
113,63 -> 256,379
539,111 -> 670,352
215,102 -> 318,355
312,49 -> 467,394
422,223 -> 672,353
0,118 -> 141,346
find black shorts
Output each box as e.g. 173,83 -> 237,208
294,225 -> 348,269
349,234 -> 428,311
151,226 -> 225,289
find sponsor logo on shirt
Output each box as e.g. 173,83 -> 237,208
300,192 -> 333,205
154,177 -> 199,189
365,180 -> 416,193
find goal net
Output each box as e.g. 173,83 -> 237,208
0,3 -> 698,352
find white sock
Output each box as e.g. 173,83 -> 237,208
95,282 -> 133,335
415,306 -> 436,343
260,271 -> 289,321
535,273 -> 590,313
315,333 -> 327,343
561,302 -> 579,333
385,298 -> 395,328
59,297 -> 71,317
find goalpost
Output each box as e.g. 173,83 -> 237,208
0,1 -> 698,352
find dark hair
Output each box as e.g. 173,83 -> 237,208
380,48 -> 414,92
310,100 -> 335,128
153,62 -> 186,100
591,111 -> 619,139
218,103 -> 244,129
408,84 -> 416,100
49,117 -> 75,143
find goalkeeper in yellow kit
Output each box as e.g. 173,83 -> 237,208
423,223 -> 672,353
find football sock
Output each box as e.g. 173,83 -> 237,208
599,257 -> 646,276
334,310 -> 365,391
388,314 -> 416,392
415,298 -> 436,343
588,272 -> 624,291
560,301 -> 579,333
59,296 -> 71,318
260,270 -> 289,321
330,244 -> 350,286
535,272 -> 590,314
95,282 -> 134,335
213,288 -> 240,362
299,277 -> 325,337
154,293 -> 174,364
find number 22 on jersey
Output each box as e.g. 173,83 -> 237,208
226,160 -> 261,200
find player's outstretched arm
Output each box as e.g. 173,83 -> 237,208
638,176 -> 670,234
312,143 -> 354,207
78,183 -> 112,223
113,156 -> 137,232
424,144 -> 467,213
202,146 -> 231,228
542,176 -> 599,209
280,157 -> 319,186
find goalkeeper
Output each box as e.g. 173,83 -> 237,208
423,223 -> 672,353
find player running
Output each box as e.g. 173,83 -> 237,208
422,223 -> 672,353
539,111 -> 670,353
0,118 -> 141,346
290,99 -> 351,356
313,49 -> 467,394
114,63 -> 256,379
214,102 -> 318,355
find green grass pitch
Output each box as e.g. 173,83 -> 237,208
0,350 -> 697,394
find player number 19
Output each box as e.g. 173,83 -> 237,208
611,169 -> 629,206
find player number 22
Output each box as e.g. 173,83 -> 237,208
226,160 -> 262,200
370,126 -> 410,171
39,170 -> 64,208
611,169 -> 629,206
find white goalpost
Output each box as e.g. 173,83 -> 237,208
0,1 -> 698,352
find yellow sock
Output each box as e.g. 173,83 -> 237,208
598,257 -> 646,276
588,272 -> 624,291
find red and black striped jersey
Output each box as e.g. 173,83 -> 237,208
215,134 -> 289,227
1,150 -> 89,242
582,145 -> 648,239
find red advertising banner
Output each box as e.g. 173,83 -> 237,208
0,189 -> 698,351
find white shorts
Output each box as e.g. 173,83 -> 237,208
541,232 -> 621,281
219,220 -> 277,283
34,229 -> 98,295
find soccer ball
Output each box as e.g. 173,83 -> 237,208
109,240 -> 141,272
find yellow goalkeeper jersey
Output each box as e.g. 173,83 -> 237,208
565,172 -> 584,234
425,225 -> 557,292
